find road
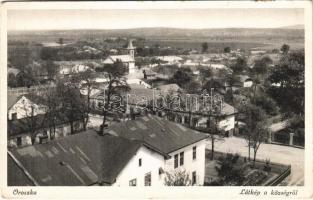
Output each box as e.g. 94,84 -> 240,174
206,137 -> 304,186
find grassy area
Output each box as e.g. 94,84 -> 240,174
205,150 -> 290,186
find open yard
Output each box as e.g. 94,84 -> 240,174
205,137 -> 304,186
204,150 -> 290,186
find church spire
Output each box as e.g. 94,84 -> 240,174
127,39 -> 135,59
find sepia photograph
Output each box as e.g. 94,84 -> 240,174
0,1 -> 312,199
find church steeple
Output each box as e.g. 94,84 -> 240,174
127,39 -> 135,59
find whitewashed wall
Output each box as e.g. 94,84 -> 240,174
164,140 -> 207,185
218,115 -> 235,132
113,146 -> 165,186
8,96 -> 47,120
243,81 -> 253,88
128,62 -> 136,74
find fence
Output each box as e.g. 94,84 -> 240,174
264,164 -> 291,186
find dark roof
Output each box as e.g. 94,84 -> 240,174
8,130 -> 142,186
8,112 -> 84,138
23,93 -> 48,106
106,115 -> 208,154
236,75 -> 252,83
8,156 -> 35,186
7,93 -> 47,110
7,94 -> 22,110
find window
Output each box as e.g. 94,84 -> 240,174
139,158 -> 142,167
179,152 -> 184,166
11,113 -> 17,120
192,146 -> 197,160
192,171 -> 197,185
174,154 -> 179,168
144,172 -> 151,186
129,179 -> 137,186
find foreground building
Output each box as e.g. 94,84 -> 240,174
8,115 -> 208,186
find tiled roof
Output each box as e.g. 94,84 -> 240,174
7,94 -> 22,110
8,112 -> 84,137
7,93 -> 47,110
156,84 -> 181,92
104,55 -> 135,63
106,115 -> 208,154
236,75 -> 252,83
8,130 -> 142,186
8,67 -> 21,76
8,156 -> 35,186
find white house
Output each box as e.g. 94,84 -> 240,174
8,116 -> 208,186
235,75 -> 253,88
8,93 -> 48,120
196,102 -> 237,137
156,56 -> 183,65
102,40 -> 137,74
106,115 -> 208,186
127,78 -> 152,89
71,64 -> 92,73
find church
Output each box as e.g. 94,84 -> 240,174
102,39 -> 136,74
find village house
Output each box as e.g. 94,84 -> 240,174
8,93 -> 48,120
156,56 -> 183,65
156,84 -> 181,93
102,40 -> 136,74
127,78 -> 152,89
234,75 -> 253,88
143,68 -> 157,80
7,113 -> 85,148
8,116 -> 208,186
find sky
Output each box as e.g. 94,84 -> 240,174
7,8 -> 304,30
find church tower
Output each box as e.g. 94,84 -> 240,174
127,39 -> 135,59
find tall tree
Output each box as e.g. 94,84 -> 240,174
57,81 -> 85,134
239,102 -> 267,165
99,60 -> 130,133
198,66 -> 213,87
280,44 -> 290,54
172,67 -> 193,88
224,47 -> 231,53
42,60 -> 58,80
71,69 -> 98,130
251,56 -> 272,102
229,57 -> 247,74
202,42 -> 209,53
42,89 -> 61,139
267,50 -> 304,115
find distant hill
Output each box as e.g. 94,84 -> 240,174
9,27 -> 304,40
8,27 -> 304,50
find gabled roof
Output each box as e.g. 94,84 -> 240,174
103,55 -> 135,64
106,115 -> 208,154
156,84 -> 181,92
7,93 -> 47,110
8,67 -> 21,76
23,93 -> 48,106
7,94 -> 22,110
8,112 -> 84,137
236,75 -> 252,83
8,130 -> 143,186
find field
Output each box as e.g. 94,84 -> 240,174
8,27 -> 304,52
